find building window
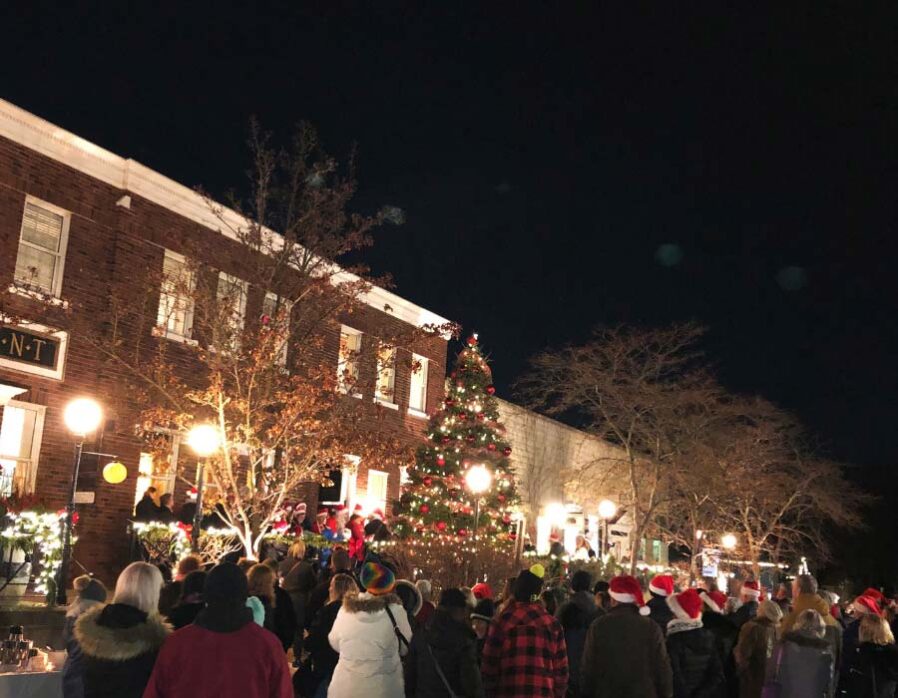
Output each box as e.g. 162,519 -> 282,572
216,272 -> 248,350
337,326 -> 362,394
13,198 -> 70,297
408,353 -> 429,413
366,469 -> 389,514
156,250 -> 195,340
262,292 -> 290,366
0,401 -> 46,496
375,343 -> 396,404
134,431 -> 182,509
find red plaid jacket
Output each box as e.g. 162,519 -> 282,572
481,600 -> 569,697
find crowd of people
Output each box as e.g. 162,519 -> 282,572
58,533 -> 898,698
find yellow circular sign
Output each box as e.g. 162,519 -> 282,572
103,461 -> 127,484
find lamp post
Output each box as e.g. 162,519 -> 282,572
186,424 -> 220,551
598,499 -> 617,562
721,533 -> 737,551
57,397 -> 103,605
464,464 -> 492,582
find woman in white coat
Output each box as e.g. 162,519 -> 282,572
328,562 -> 412,698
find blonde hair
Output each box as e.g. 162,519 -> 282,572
758,600 -> 784,623
329,573 -> 358,603
859,614 -> 895,646
794,609 -> 826,639
247,563 -> 276,605
288,540 -> 306,561
113,562 -> 163,614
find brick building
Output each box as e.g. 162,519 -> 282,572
0,98 -> 450,583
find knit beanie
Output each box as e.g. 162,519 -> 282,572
359,562 -> 396,596
74,575 -> 107,604
439,588 -> 469,610
204,563 -> 249,604
513,564 -> 545,602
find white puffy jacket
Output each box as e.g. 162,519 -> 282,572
328,591 -> 412,698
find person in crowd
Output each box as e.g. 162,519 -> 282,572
646,574 -> 675,632
844,595 -> 888,689
481,564 -> 569,697
472,581 -> 493,601
134,486 -> 160,521
364,508 -> 392,541
304,573 -> 358,698
76,561 -> 170,698
247,563 -> 294,651
581,574 -> 672,698
167,570 -> 206,630
157,493 -> 175,523
732,581 -> 761,630
63,575 -> 107,698
175,489 -> 198,526
405,588 -> 484,698
767,608 -> 835,697
279,539 -> 316,656
143,562 -> 292,698
396,579 -> 425,632
548,532 -> 566,558
820,591 -> 843,627
541,587 -> 566,616
594,580 -> 611,612
700,588 -> 740,696
845,614 -> 898,697
557,588 -> 590,697
461,586 -> 477,610
263,558 -> 298,642
734,598 -> 783,698
572,534 -> 596,561
307,547 -> 353,629
159,554 -> 203,617
415,579 -> 436,627
665,587 -> 725,698
556,569 -> 600,626
780,574 -> 842,683
470,598 -> 495,663
328,561 -> 412,697
773,583 -> 792,614
497,576 -> 517,615
347,507 -> 367,563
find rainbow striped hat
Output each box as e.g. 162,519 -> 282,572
360,562 -> 396,596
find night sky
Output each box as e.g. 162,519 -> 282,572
5,5 -> 897,578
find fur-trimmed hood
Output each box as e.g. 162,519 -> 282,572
75,604 -> 171,661
342,591 -> 402,614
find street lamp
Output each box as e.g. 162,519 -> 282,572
464,464 -> 492,583
57,397 -> 103,605
598,499 -> 617,561
721,533 -> 737,551
187,424 -> 220,551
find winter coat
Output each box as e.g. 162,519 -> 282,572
734,615 -> 778,698
766,631 -> 834,698
75,603 -> 170,698
555,590 -> 600,627
256,591 -> 295,651
780,592 -> 842,678
666,620 -> 726,698
283,558 -> 319,628
62,599 -> 103,698
648,594 -> 676,633
556,600 -> 588,698
167,600 -> 204,630
328,592 -> 412,698
143,603 -> 292,698
842,618 -> 861,685
846,642 -> 898,698
405,607 -> 484,697
732,601 -> 758,631
134,495 -> 161,522
702,611 -> 739,694
581,604 -> 673,698
307,600 -> 343,678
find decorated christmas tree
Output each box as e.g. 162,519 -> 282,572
394,334 -> 519,547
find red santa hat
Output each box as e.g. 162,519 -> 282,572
742,581 -> 761,599
295,502 -> 307,514
316,506 -> 328,516
700,589 -> 727,614
667,588 -> 703,621
370,508 -> 385,520
335,504 -> 347,513
863,588 -> 886,607
471,582 -> 494,600
609,575 -> 650,616
353,504 -> 363,514
649,574 -> 674,597
854,595 -> 884,617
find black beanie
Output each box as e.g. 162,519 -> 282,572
439,588 -> 468,610
204,563 -> 248,604
513,570 -> 544,602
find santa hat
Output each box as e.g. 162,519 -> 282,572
296,502 -> 307,514
472,582 -> 494,600
335,504 -> 347,513
609,575 -> 650,616
667,588 -> 703,621
701,589 -> 727,614
316,506 -> 328,516
649,574 -> 674,597
854,595 -> 884,617
353,504 -> 363,514
371,508 -> 385,520
863,588 -> 886,607
742,581 -> 761,599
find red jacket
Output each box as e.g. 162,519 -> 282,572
348,517 -> 366,561
481,600 -> 569,697
142,621 -> 292,698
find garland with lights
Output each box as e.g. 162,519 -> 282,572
393,334 -> 519,548
0,508 -> 72,598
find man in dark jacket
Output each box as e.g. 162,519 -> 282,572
405,588 -> 484,697
665,588 -> 725,698
647,574 -> 675,633
556,570 -> 601,625
731,581 -> 760,630
305,548 -> 353,628
134,487 -> 160,521
581,575 -> 673,698
699,589 -> 739,697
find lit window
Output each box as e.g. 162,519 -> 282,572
366,469 -> 389,513
135,431 -> 182,509
13,198 -> 70,297
337,326 -> 362,393
156,250 -> 195,339
408,353 -> 429,412
375,344 -> 396,404
262,292 -> 291,366
0,401 -> 46,496
216,272 -> 248,350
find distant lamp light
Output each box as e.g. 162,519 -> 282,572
187,424 -> 220,457
465,465 -> 492,495
102,461 -> 127,484
545,502 -> 566,527
63,398 -> 103,437
721,533 -> 737,550
598,499 -> 617,520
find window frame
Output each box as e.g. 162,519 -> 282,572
216,271 -> 249,350
375,342 -> 398,408
262,291 -> 291,367
156,249 -> 196,343
337,325 -> 363,397
13,196 -> 71,298
408,353 -> 429,416
135,429 -> 183,509
0,399 -> 47,497
366,468 -> 389,513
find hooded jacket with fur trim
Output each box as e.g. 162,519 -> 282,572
75,603 -> 170,698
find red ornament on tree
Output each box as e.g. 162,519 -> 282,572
423,476 -> 433,486
487,442 -> 497,451
436,521 -> 447,532
441,436 -> 451,444
485,384 -> 496,395
465,434 -> 476,443
466,335 -> 478,346
497,494 -> 506,503
502,515 -> 512,525
476,413 -> 485,421
420,504 -> 430,514
502,446 -> 512,456
445,398 -> 455,407
436,455 -> 446,466
457,528 -> 468,537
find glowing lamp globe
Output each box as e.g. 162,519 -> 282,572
187,424 -> 220,457
465,465 -> 492,495
721,533 -> 738,550
598,499 -> 617,520
63,398 -> 103,436
102,461 -> 127,484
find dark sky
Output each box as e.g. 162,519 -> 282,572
5,4 -> 898,572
